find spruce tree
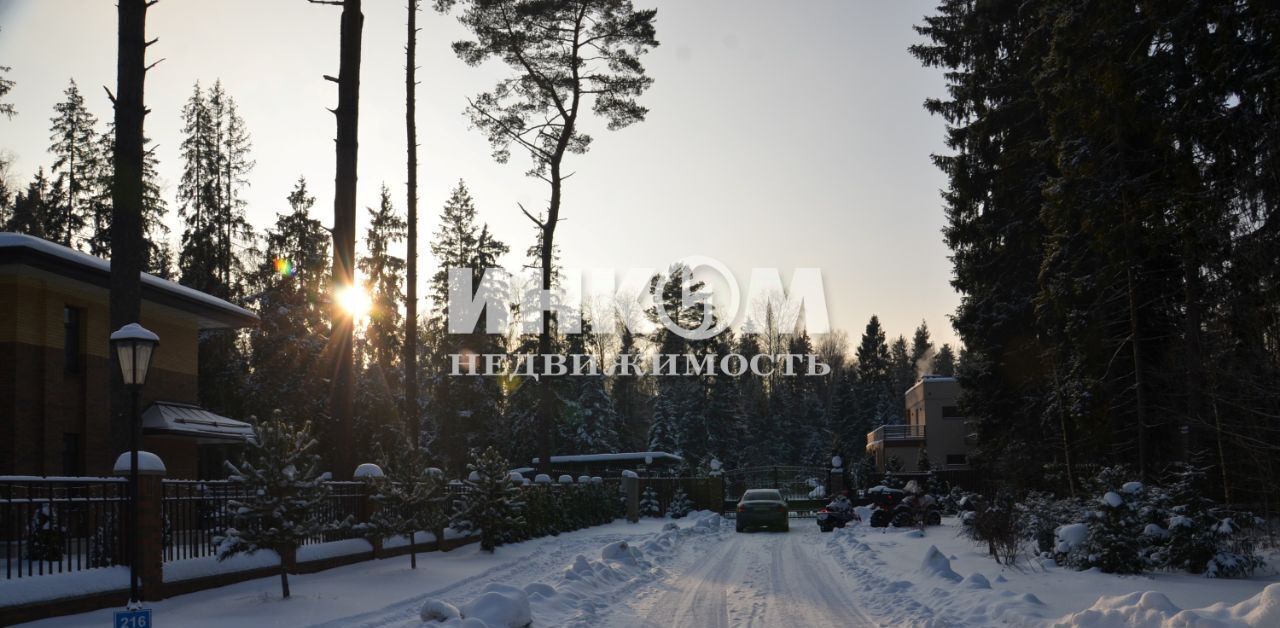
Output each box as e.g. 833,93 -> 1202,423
638,485 -> 661,518
216,412 -> 343,598
667,486 -> 693,519
47,78 -> 100,249
247,178 -> 331,441
930,344 -> 955,377
426,181 -> 508,472
0,53 -> 14,119
359,184 -> 406,380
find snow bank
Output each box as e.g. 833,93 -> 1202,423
919,545 -> 962,581
460,584 -> 532,628
1053,583 -> 1280,627
422,509 -> 726,626
0,567 -> 128,607
420,599 -> 462,622
825,525 -> 1048,626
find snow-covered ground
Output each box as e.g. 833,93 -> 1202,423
17,514 -> 1280,627
823,517 -> 1280,627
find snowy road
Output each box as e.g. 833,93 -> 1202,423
608,525 -> 874,627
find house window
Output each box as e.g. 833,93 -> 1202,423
946,454 -> 967,466
61,433 -> 82,476
64,306 -> 83,373
942,405 -> 963,419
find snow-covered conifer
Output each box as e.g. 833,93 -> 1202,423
668,486 -> 693,519
639,485 -> 661,518
215,412 -> 342,598
451,447 -> 524,552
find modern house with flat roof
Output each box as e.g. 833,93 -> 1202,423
866,375 -> 973,473
0,233 -> 259,479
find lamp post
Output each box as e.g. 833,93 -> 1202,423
111,323 -> 158,605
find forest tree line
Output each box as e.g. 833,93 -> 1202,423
913,0 -> 1280,509
0,75 -> 959,478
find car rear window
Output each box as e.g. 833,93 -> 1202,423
742,490 -> 782,501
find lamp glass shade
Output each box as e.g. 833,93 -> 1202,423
115,338 -> 156,386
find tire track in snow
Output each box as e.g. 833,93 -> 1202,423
635,533 -> 742,627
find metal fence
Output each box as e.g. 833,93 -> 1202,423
161,480 -> 371,563
6,474 -> 619,579
1,477 -> 130,579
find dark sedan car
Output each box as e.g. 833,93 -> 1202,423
736,489 -> 789,532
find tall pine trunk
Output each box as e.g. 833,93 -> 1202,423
404,0 -> 420,445
323,0 -> 363,479
108,0 -> 150,461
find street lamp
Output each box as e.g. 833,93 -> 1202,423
110,323 -> 158,606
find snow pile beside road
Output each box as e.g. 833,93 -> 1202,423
421,511 -> 726,626
826,526 -> 1048,626
1052,583 -> 1280,627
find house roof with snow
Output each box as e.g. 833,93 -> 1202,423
531,452 -> 684,465
0,232 -> 258,329
142,401 -> 254,444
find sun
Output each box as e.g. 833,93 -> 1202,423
335,285 -> 372,321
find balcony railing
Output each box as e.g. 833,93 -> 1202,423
866,424 -> 926,447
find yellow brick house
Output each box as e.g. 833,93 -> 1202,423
0,233 -> 258,479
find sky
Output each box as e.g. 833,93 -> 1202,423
0,0 -> 960,349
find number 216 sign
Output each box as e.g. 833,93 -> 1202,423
114,609 -> 151,627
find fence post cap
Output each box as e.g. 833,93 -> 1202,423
113,451 -> 166,476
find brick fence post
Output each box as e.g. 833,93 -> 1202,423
622,473 -> 639,523
136,470 -> 165,600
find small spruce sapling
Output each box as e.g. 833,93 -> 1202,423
639,485 -> 661,518
451,447 -> 524,552
1084,489 -> 1145,574
668,486 -> 693,519
215,412 -> 345,598
366,431 -> 439,569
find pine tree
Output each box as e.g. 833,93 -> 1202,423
452,446 -> 524,552
216,412 -> 344,599
47,79 -> 100,249
438,0 -> 659,475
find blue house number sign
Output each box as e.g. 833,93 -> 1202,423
114,609 -> 151,627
